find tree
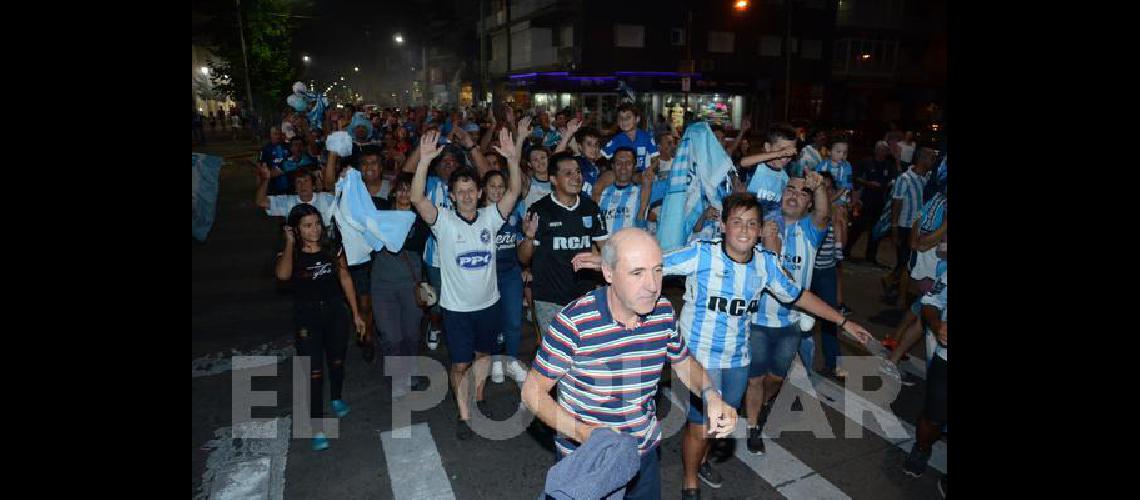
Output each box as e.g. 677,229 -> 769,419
194,0 -> 313,133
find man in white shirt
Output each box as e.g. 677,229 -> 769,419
255,168 -> 335,227
411,128 -> 522,440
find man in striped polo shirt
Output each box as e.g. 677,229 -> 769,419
523,228 -> 737,500
883,147 -> 935,306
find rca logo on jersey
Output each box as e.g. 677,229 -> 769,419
706,296 -> 759,317
457,251 -> 492,269
553,236 -> 592,250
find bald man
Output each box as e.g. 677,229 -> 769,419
523,228 -> 736,500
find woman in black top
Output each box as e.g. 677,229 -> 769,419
276,204 -> 366,451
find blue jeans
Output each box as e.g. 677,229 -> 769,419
810,266 -> 840,371
426,265 -> 442,316
496,267 -> 524,358
556,445 -> 660,500
748,324 -> 802,378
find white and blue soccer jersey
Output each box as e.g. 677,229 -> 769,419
796,145 -> 823,177
891,167 -> 926,228
920,261 -> 947,361
422,175 -> 452,267
664,240 -> 803,369
753,216 -> 827,328
597,183 -> 645,233
602,129 -> 659,173
746,163 -> 789,216
815,159 -> 854,196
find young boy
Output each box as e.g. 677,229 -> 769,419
601,104 -> 658,174
742,124 -> 800,216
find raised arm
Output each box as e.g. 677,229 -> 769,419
492,126 -> 523,216
805,171 -> 831,230
555,117 -> 582,154
274,226 -> 295,281
725,119 -> 751,157
740,144 -> 797,168
410,130 -> 445,225
517,212 -> 539,266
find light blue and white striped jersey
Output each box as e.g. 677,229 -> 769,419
814,159 -> 854,194
920,261 -> 947,361
664,240 -> 802,369
891,167 -> 926,228
753,216 -> 827,327
422,175 -> 452,267
746,163 -> 789,216
597,182 -> 645,233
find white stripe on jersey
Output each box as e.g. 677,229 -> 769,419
598,183 -> 643,233
665,240 -> 800,369
892,168 -> 925,228
755,217 -> 823,328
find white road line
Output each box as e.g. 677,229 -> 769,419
662,388 -> 849,499
380,423 -> 456,500
197,417 -> 291,500
785,359 -> 946,474
193,343 -> 295,378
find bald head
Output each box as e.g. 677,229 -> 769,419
601,228 -> 660,270
601,228 -> 664,316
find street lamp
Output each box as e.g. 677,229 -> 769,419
734,0 -> 749,10
302,55 -> 311,63
340,76 -> 345,81
394,34 -> 404,45
200,66 -> 209,75
354,66 -> 359,72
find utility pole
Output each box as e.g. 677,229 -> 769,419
235,0 -> 256,134
783,0 -> 792,121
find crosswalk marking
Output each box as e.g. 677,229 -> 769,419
786,359 -> 947,474
198,417 -> 291,500
380,423 -> 456,500
662,387 -> 850,499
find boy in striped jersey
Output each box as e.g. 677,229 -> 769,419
524,228 -> 736,500
592,147 -> 655,235
745,171 -> 872,455
882,147 -> 935,306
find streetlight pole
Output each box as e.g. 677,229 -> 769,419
784,0 -> 793,121
235,0 -> 256,138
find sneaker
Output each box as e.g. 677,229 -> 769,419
879,361 -> 902,383
491,361 -> 505,383
937,475 -> 947,498
331,399 -> 350,418
903,445 -> 931,477
681,488 -> 701,500
456,418 -> 475,440
746,426 -> 766,455
506,361 -> 529,384
708,437 -> 734,463
311,432 -> 329,451
427,329 -> 440,351
698,461 -> 723,488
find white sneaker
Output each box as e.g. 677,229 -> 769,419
491,360 -> 505,383
879,360 -> 902,382
506,361 -> 529,384
427,329 -> 440,351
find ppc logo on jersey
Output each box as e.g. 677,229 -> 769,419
480,228 -> 491,244
457,251 -> 492,269
582,216 -> 592,229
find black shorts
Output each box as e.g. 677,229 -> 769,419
924,355 -> 947,425
348,262 -> 371,297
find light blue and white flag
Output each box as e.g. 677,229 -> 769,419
333,168 -> 416,265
